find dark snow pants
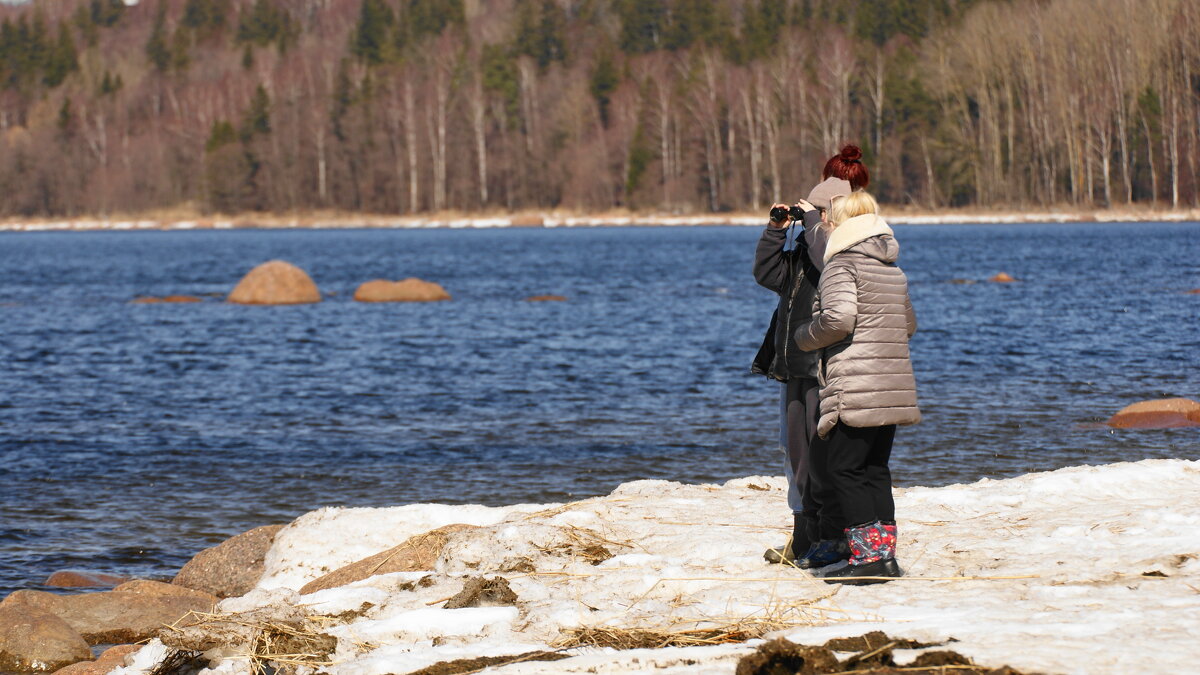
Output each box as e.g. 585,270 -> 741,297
809,422 -> 896,530
784,378 -> 847,540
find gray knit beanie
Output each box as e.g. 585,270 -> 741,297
806,177 -> 852,210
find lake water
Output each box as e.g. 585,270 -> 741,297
1,223 -> 1198,596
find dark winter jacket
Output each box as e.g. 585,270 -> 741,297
794,214 -> 920,437
752,209 -> 825,382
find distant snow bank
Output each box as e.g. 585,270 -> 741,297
4,209 -> 1199,232
118,459 -> 1200,675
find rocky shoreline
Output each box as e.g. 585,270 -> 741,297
3,457 -> 1199,674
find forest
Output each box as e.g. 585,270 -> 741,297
0,0 -> 1197,217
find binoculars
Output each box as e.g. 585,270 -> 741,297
769,204 -> 806,223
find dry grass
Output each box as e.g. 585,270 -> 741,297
158,609 -> 340,675
555,587 -> 844,651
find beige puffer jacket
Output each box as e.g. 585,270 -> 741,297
794,214 -> 919,438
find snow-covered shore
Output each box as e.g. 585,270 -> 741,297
122,459 -> 1200,675
3,208 -> 1199,232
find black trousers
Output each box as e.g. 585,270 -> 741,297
809,422 -> 896,532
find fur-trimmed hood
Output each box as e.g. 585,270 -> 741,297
823,214 -> 898,265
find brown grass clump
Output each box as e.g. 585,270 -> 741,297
532,526 -> 624,566
555,610 -> 807,650
157,609 -> 341,674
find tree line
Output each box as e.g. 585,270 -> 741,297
0,0 -> 1196,218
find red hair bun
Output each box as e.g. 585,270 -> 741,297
822,144 -> 869,190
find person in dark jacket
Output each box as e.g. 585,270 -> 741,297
752,152 -> 867,566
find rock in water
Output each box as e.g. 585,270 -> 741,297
989,272 -> 1017,282
0,591 -> 215,645
45,572 -> 128,589
227,261 -> 321,305
300,524 -> 477,594
1106,398 -> 1200,429
112,580 -> 218,603
0,607 -> 91,673
173,524 -> 285,598
525,294 -> 567,302
353,278 -> 451,302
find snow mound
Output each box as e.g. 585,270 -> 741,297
128,459 -> 1200,675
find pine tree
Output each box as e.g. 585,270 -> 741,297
170,28 -> 191,71
481,43 -> 519,122
617,0 -> 665,54
350,0 -> 394,65
590,48 -> 619,126
514,0 -> 567,69
406,0 -> 464,39
664,0 -> 717,51
241,85 -> 271,140
43,25 -> 79,87
205,120 -> 238,152
89,0 -> 126,28
146,7 -> 171,72
183,0 -> 229,39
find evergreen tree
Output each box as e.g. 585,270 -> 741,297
89,0 -> 126,28
57,98 -> 75,136
618,0 -> 666,54
205,120 -> 238,151
625,121 -> 652,195
405,0 -> 464,38
514,0 -> 567,69
481,43 -> 519,121
237,0 -> 298,52
664,0 -> 717,51
350,0 -> 395,65
170,28 -> 191,71
241,85 -> 271,140
331,60 -> 356,141
43,25 -> 78,87
590,48 -> 619,126
146,7 -> 171,73
183,0 -> 229,39
99,70 -> 122,96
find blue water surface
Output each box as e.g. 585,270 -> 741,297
1,223 -> 1197,595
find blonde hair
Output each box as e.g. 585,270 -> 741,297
830,190 -> 879,226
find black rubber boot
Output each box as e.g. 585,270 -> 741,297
821,557 -> 902,585
764,513 -> 815,565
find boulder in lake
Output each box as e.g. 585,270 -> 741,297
130,295 -> 203,304
1106,398 -> 1200,429
0,590 -> 215,645
112,580 -> 217,603
227,261 -> 321,305
525,294 -> 567,302
989,272 -> 1017,282
45,571 -> 128,589
173,524 -> 285,598
300,523 -> 477,595
0,606 -> 92,673
50,645 -> 140,675
353,278 -> 451,303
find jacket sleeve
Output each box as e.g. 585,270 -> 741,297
752,226 -> 789,293
904,292 -> 918,338
794,258 -> 858,351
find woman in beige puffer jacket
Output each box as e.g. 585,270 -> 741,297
792,190 -> 919,585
